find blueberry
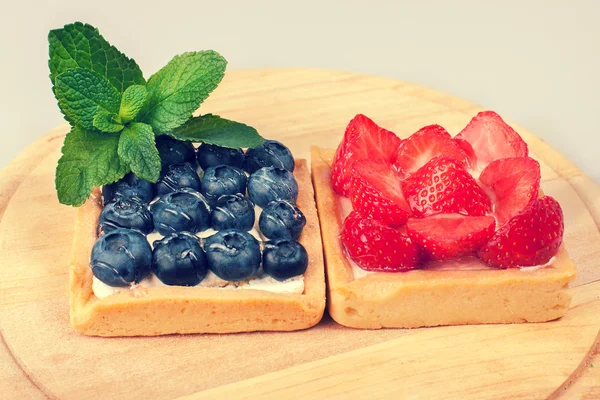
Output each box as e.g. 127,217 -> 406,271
259,200 -> 306,240
155,136 -> 196,168
262,240 -> 308,281
244,140 -> 295,174
211,194 -> 255,231
102,173 -> 154,204
247,167 -> 298,208
150,189 -> 211,235
98,197 -> 153,234
155,162 -> 201,196
91,228 -> 152,287
204,229 -> 261,281
200,165 -> 248,204
152,232 -> 208,286
197,144 -> 244,170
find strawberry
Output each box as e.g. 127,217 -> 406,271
401,156 -> 492,217
454,111 -> 528,171
394,124 -> 468,175
348,160 -> 410,227
478,196 -> 564,268
406,214 -> 495,261
331,114 -> 402,196
341,211 -> 422,271
479,157 -> 541,226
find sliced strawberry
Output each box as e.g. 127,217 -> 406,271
394,124 -> 468,175
348,160 -> 410,227
454,111 -> 528,171
478,196 -> 564,268
479,157 -> 541,226
401,156 -> 492,217
341,211 -> 422,271
406,214 -> 495,261
331,114 -> 402,196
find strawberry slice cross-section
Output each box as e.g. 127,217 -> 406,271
331,114 -> 402,197
454,111 -> 528,171
341,211 -> 422,272
401,155 -> 492,218
348,159 -> 411,227
478,196 -> 564,268
479,156 -> 541,226
407,214 -> 495,261
394,124 -> 468,175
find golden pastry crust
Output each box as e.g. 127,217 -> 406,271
70,160 -> 325,337
311,147 -> 577,329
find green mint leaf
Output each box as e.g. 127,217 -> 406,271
93,110 -> 124,133
140,51 -> 227,132
56,126 -> 127,206
170,114 -> 264,148
119,84 -> 147,122
54,68 -> 121,130
48,22 -> 144,93
118,123 -> 161,182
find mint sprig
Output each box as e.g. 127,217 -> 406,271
49,22 -> 264,206
140,51 -> 227,132
171,114 -> 264,148
56,127 -> 127,206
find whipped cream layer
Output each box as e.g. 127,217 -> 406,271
93,271 -> 304,299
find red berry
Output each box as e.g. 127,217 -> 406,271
401,156 -> 492,217
454,111 -> 528,171
341,211 -> 422,271
331,114 -> 401,196
348,160 -> 410,227
394,124 -> 468,175
479,157 -> 541,226
407,214 -> 495,261
478,196 -> 564,268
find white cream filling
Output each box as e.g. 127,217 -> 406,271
93,271 -> 304,299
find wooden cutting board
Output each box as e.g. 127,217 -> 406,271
1,69 -> 598,400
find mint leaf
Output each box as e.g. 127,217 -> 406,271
56,126 -> 127,206
93,110 -> 124,133
119,84 -> 147,122
170,114 -> 264,148
54,68 -> 121,130
118,123 -> 161,182
48,22 -> 144,92
140,51 -> 227,132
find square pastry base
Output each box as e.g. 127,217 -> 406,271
311,147 -> 577,329
69,160 -> 325,337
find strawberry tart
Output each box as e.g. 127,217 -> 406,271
311,111 -> 576,329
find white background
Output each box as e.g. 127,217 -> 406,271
1,0 -> 598,179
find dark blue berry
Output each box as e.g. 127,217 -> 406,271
200,165 -> 247,204
150,189 -> 211,235
262,240 -> 308,281
91,228 -> 152,287
98,197 -> 153,234
211,194 -> 255,231
247,167 -> 298,208
197,144 -> 244,170
152,232 -> 208,286
244,140 -> 294,174
155,162 -> 201,196
155,136 -> 196,168
259,200 -> 306,240
204,229 -> 261,281
102,173 -> 154,204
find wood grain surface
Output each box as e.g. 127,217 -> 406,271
0,69 -> 598,399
